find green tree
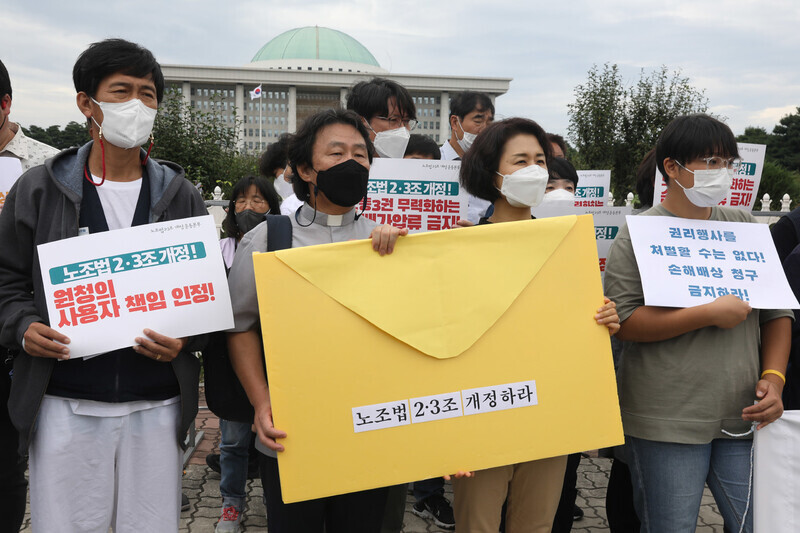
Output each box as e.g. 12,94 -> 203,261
60,121 -> 92,148
755,160 -> 800,211
736,126 -> 773,147
23,124 -> 52,146
151,89 -> 256,198
769,107 -> 800,173
22,121 -> 90,149
568,64 -> 709,201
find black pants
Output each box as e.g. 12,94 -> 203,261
0,360 -> 26,533
551,452 -> 581,533
260,453 -> 389,533
606,458 -> 640,533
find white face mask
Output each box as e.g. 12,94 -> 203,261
372,125 -> 410,159
91,97 -> 157,149
496,164 -> 550,208
542,188 -> 576,203
273,173 -> 294,200
456,118 -> 477,153
674,166 -> 733,208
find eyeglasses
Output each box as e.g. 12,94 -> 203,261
375,116 -> 418,131
235,197 -> 267,208
679,156 -> 742,172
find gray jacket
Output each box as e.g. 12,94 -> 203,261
0,141 -> 207,454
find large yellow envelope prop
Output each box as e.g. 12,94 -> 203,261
254,215 -> 623,503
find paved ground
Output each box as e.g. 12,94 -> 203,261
19,399 -> 727,532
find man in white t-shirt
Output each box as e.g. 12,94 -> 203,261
0,39 -> 207,533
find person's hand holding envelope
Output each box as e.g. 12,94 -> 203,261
253,215 -> 624,503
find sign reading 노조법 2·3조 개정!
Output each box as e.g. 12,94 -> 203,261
0,157 -> 23,213
37,214 -> 234,358
531,204 -> 630,278
626,215 -> 800,309
574,170 -> 611,207
357,158 -> 469,232
652,143 -> 767,210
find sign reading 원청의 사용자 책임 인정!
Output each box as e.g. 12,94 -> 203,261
652,143 -> 767,210
626,215 -> 799,309
357,158 -> 469,232
37,214 -> 233,358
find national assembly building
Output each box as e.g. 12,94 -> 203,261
161,26 -> 511,151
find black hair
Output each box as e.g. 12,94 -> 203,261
635,148 -> 656,208
345,77 -> 416,123
0,60 -> 10,99
460,117 -> 552,203
288,109 -> 374,201
404,134 -> 441,160
548,157 -> 579,187
73,39 -> 165,103
221,175 -> 282,239
655,114 -> 739,183
259,133 -> 292,178
449,92 -> 494,120
547,133 -> 567,156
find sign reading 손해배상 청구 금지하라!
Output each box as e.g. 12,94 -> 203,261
253,215 -> 623,503
357,158 -> 469,232
652,143 -> 767,210
37,214 -> 233,358
626,215 -> 800,309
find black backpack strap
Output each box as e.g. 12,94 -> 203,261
265,214 -> 293,252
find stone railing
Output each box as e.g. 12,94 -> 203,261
610,192 -> 793,224
204,187 -> 796,232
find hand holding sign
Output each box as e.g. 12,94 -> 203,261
23,322 -> 71,360
707,294 -> 752,328
132,328 -> 187,362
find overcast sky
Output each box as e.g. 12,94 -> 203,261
3,0 -> 798,140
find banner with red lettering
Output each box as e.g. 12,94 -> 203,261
359,159 -> 468,232
37,215 -> 233,358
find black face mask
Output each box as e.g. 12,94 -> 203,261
314,158 -> 369,207
235,209 -> 267,235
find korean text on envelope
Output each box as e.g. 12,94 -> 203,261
253,214 -> 623,503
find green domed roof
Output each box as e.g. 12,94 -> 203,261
251,27 -> 380,67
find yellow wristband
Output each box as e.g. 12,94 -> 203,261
761,369 -> 786,384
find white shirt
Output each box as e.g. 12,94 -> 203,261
90,175 -> 143,231
280,193 -> 304,216
0,124 -> 60,172
440,140 -> 491,223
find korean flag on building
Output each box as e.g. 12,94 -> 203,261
249,84 -> 263,100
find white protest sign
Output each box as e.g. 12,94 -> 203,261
627,215 -> 799,309
0,157 -> 23,212
37,214 -> 233,358
359,158 -> 468,232
652,143 -> 767,210
754,410 -> 800,533
532,203 -> 631,277
575,170 -> 611,207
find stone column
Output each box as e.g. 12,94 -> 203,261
439,91 -> 450,141
288,86 -> 297,133
235,84 -> 245,149
340,87 -> 348,109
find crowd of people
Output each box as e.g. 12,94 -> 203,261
0,37 -> 794,533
